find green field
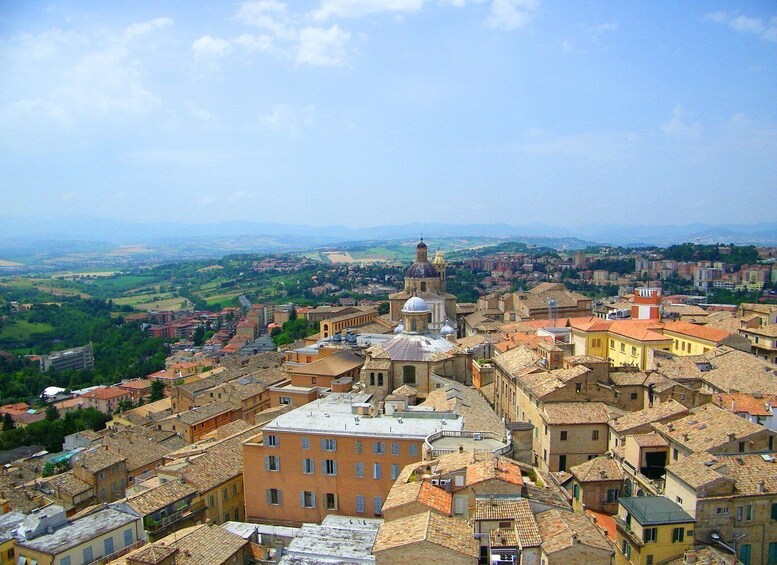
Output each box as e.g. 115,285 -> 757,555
0,319 -> 54,342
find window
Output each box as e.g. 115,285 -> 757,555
302,437 -> 310,450
303,458 -> 315,474
620,343 -> 625,353
355,440 -> 362,454
607,489 -> 619,503
646,556 -> 654,565
559,455 -> 567,472
391,442 -> 400,456
83,547 -> 94,563
234,508 -> 240,520
373,462 -> 383,479
592,430 -> 599,440
373,496 -> 383,515
575,383 -> 582,393
409,444 -> 418,457
739,441 -> 746,453
266,434 -> 279,447
676,496 -> 683,505
745,504 -> 753,521
673,448 -> 679,461
716,507 -> 730,515
370,372 -> 375,385
740,544 -> 752,565
233,483 -> 238,496
300,491 -> 316,508
560,431 -> 568,441
630,392 -> 638,400
767,542 -> 777,565
124,528 -> 133,546
644,527 -> 657,543
631,346 -> 637,356
355,461 -> 364,478
403,365 -> 416,384
265,455 -> 280,471
391,464 -> 400,480
266,488 -> 282,505
279,396 -> 291,405
104,537 -> 115,555
573,484 -> 580,500
321,438 -> 337,452
672,527 -> 685,543
61,557 -> 71,565
209,494 -> 215,507
356,495 -> 365,513
373,441 -> 386,455
771,502 -> 777,520
609,339 -> 614,349
224,512 -> 230,523
324,493 -> 338,510
377,373 -> 384,386
323,459 -> 337,475
621,540 -> 631,558
222,487 -> 229,501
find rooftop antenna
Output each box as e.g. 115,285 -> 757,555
547,298 -> 558,328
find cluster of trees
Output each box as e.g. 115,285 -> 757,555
663,243 -> 759,265
588,257 -> 636,275
270,309 -> 320,346
0,407 -> 111,453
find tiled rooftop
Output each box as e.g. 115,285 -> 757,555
652,403 -> 769,453
544,402 -> 621,425
667,451 -> 777,493
569,456 -> 623,483
372,511 -> 478,558
609,399 -> 689,434
117,523 -> 247,565
535,508 -> 613,555
125,479 -> 197,516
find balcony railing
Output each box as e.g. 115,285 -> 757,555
94,539 -> 146,564
147,499 -> 206,533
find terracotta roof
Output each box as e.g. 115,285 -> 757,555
535,508 -> 613,555
569,456 -> 623,483
465,457 -> 523,488
661,546 -> 741,565
544,402 -> 620,425
286,350 -> 364,377
116,523 -> 248,565
518,365 -> 590,399
75,446 -> 126,473
372,511 -> 479,558
472,495 -> 528,521
608,320 -> 669,342
513,497 -> 542,547
652,404 -> 769,453
416,481 -> 453,515
493,345 -> 542,374
168,401 -> 239,426
712,392 -> 776,417
609,400 -> 689,434
489,528 -> 518,548
125,479 -> 197,516
420,380 -> 506,435
46,472 -> 92,497
632,433 -> 670,448
81,387 -> 130,400
668,451 -> 777,494
663,321 -> 731,343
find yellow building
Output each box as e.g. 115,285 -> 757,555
615,496 -> 694,565
662,321 -> 731,356
570,318 -> 672,370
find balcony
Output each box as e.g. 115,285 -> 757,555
145,499 -> 207,535
424,430 -> 511,458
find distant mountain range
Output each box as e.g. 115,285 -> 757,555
0,217 -> 775,266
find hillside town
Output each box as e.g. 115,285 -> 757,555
2,241 -> 777,565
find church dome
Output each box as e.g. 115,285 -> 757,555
393,322 -> 404,334
416,241 -> 427,249
405,262 -> 438,279
402,296 -> 429,313
432,250 -> 445,266
440,321 -> 455,337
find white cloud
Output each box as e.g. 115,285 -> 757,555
260,104 -> 315,133
487,0 -> 539,31
192,35 -> 233,59
234,33 -> 274,53
297,25 -> 350,66
184,101 -> 214,122
309,0 -> 426,21
125,17 -> 174,40
236,1 -> 296,40
704,11 -> 777,42
660,105 -> 702,141
588,21 -> 618,33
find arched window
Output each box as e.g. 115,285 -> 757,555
403,366 -> 416,385
411,319 -> 417,332
370,372 -> 375,386
377,373 -> 384,386
420,282 -> 426,292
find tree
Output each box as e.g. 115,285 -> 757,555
150,380 -> 166,402
1,412 -> 14,431
288,306 -> 297,321
192,325 -> 206,346
45,404 -> 60,421
377,302 -> 390,315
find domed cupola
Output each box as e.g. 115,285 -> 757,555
405,239 -> 438,280
401,295 -> 430,334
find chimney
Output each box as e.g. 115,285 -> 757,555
684,549 -> 697,564
599,470 -> 607,479
668,423 -> 674,432
758,480 -> 765,494
728,433 -> 736,442
490,495 -> 496,507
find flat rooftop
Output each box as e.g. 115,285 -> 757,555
429,435 -> 506,452
279,515 -> 381,565
619,496 -> 694,526
262,393 -> 463,439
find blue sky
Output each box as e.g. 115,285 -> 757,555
1,0 -> 776,228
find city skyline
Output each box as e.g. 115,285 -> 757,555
1,0 -> 776,228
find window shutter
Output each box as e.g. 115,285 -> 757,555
311,492 -> 316,507
300,491 -> 305,507
320,438 -> 326,451
266,489 -> 271,504
264,456 -> 269,470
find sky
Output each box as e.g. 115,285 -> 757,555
1,0 -> 776,229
